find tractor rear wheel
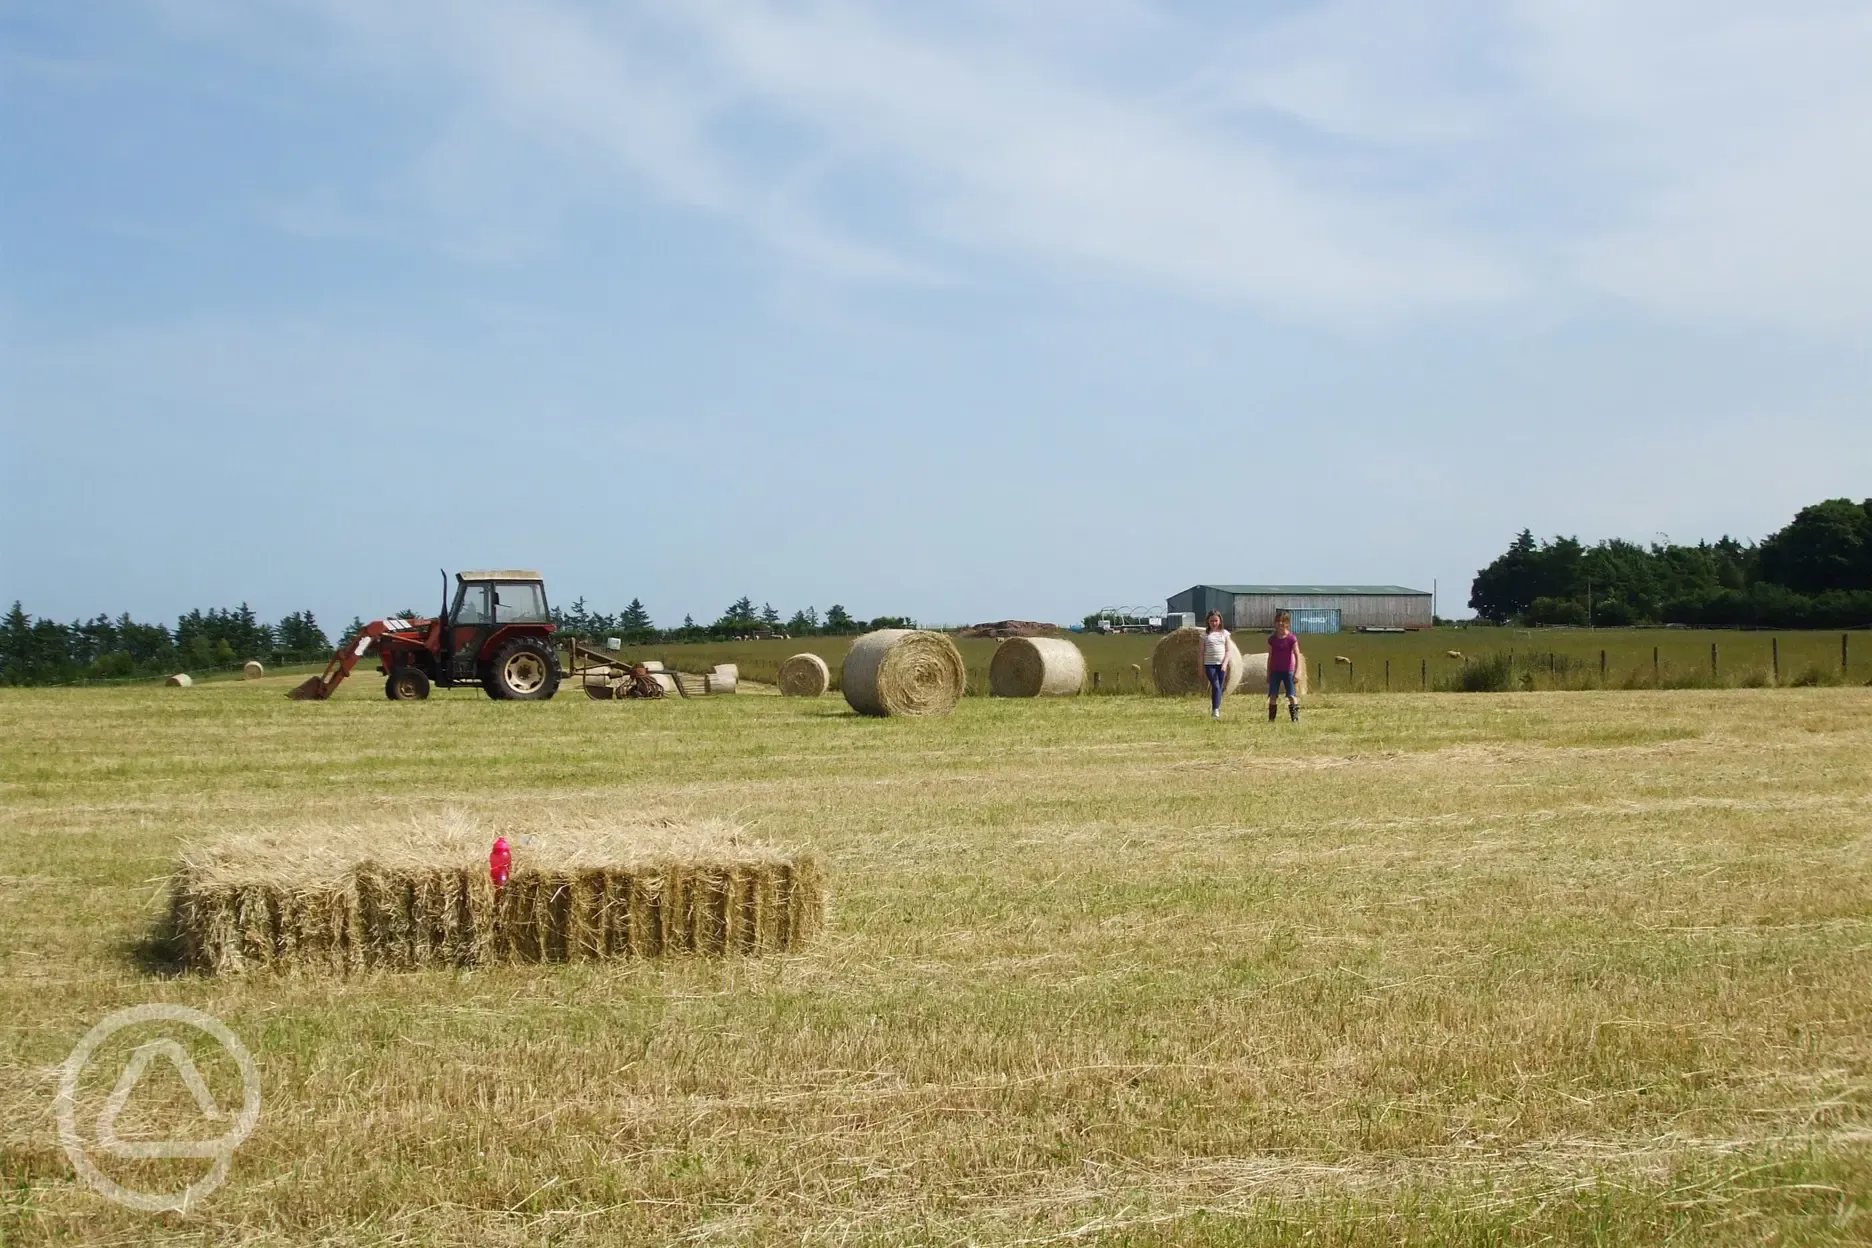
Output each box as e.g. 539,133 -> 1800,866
385,666 -> 431,701
486,638 -> 558,701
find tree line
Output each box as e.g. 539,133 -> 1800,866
1,603 -> 332,686
0,592 -> 917,686
1469,498 -> 1872,628
550,596 -> 913,643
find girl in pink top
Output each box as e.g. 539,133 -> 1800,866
1267,611 -> 1301,722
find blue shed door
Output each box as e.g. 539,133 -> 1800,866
1285,608 -> 1340,633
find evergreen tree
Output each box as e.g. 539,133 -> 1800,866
823,604 -> 855,633
620,599 -> 652,634
275,610 -> 331,659
713,596 -> 759,635
564,596 -> 593,637
0,602 -> 33,685
760,602 -> 781,628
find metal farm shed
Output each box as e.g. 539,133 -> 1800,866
1166,585 -> 1433,633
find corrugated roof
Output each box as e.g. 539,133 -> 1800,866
1193,584 -> 1431,596
456,569 -> 544,581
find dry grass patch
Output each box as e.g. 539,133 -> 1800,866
0,684 -> 1867,1245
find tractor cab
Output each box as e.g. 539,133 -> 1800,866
441,570 -> 556,692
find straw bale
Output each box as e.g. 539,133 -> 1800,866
777,653 -> 831,697
170,810 -> 825,974
165,673 -> 193,688
988,636 -> 1085,697
705,664 -> 738,695
243,660 -> 264,680
1150,629 -> 1243,696
841,629 -> 966,717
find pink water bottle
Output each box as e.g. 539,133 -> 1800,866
489,836 -> 511,888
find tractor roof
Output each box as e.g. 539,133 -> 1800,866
456,569 -> 543,582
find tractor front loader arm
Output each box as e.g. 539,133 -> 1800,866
286,624 -> 383,701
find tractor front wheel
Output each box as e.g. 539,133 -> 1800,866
486,638 -> 559,701
385,666 -> 431,701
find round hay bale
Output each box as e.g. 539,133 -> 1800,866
989,636 -> 1085,697
777,652 -> 830,697
841,629 -> 966,717
1151,628 -> 1243,696
242,660 -> 265,680
166,673 -> 193,688
640,660 -> 666,673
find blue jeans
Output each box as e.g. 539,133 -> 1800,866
1268,669 -> 1296,700
1205,663 -> 1227,711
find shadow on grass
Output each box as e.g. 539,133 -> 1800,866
125,896 -> 189,977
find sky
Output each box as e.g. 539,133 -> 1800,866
3,0 -> 1870,632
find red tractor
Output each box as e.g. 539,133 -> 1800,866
288,570 -> 562,702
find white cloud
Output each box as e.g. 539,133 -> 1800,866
285,0 -> 1518,318
216,1 -> 1872,334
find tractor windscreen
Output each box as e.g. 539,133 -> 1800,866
492,582 -> 549,624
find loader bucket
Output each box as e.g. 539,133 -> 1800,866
286,676 -> 332,701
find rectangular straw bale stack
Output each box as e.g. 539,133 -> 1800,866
172,812 -> 825,974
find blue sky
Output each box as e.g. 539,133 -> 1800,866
4,1 -> 1870,632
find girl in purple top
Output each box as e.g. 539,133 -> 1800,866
1267,611 -> 1301,722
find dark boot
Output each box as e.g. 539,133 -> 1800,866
1289,701 -> 1301,722
1267,701 -> 1278,722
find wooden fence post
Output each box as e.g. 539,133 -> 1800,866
1711,642 -> 1719,677
1385,658 -> 1390,690
1421,657 -> 1426,690
1600,649 -> 1606,680
1845,633 -> 1851,672
1772,637 -> 1779,684
1092,671 -> 1101,691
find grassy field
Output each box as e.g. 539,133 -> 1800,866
2,675 -> 1868,1245
627,627 -> 1872,695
